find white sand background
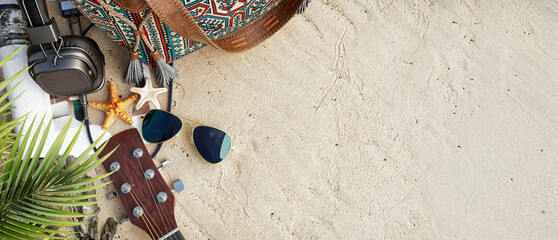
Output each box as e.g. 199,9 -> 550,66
43,0 -> 558,239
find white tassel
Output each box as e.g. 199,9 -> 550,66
150,50 -> 178,87
125,52 -> 144,85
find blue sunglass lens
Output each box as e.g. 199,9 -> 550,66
193,126 -> 231,164
142,110 -> 182,143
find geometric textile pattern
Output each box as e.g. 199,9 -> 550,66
183,0 -> 281,39
70,0 -> 282,64
71,0 -> 205,65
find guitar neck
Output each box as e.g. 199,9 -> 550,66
159,228 -> 184,240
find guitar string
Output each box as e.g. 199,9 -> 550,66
176,230 -> 184,240
169,230 -> 182,240
147,181 -> 174,238
134,159 -> 174,234
130,189 -> 163,238
141,217 -> 157,239
162,228 -> 183,240
156,190 -> 175,233
124,156 -> 176,239
138,164 -> 179,240
116,171 -> 162,236
117,170 -> 164,238
118,172 -> 164,238
135,160 -> 172,232
128,188 -> 159,239
157,193 -> 177,238
130,186 -> 159,238
108,149 -> 174,239
110,149 -> 174,238
144,170 -> 176,237
125,183 -> 160,239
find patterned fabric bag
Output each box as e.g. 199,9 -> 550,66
70,0 -> 307,86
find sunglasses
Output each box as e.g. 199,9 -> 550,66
141,109 -> 232,164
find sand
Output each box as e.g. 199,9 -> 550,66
46,0 -> 558,239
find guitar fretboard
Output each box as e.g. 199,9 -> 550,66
159,228 -> 184,240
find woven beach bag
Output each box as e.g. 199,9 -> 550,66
70,0 -> 307,85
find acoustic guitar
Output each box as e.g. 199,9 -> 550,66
100,129 -> 184,240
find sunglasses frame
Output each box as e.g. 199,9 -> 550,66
141,109 -> 233,164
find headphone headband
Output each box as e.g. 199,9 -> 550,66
17,0 -> 51,27
17,0 -> 60,45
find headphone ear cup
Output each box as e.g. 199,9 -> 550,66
27,36 -> 105,96
60,36 -> 105,92
60,36 -> 104,71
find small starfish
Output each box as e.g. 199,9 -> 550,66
129,77 -> 167,110
89,83 -> 138,130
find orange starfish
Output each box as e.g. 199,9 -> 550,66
89,83 -> 138,130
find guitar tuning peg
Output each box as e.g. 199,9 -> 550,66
119,216 -> 129,224
107,192 -> 119,200
132,206 -> 144,218
157,160 -> 171,171
171,179 -> 185,194
157,192 -> 168,203
132,148 -> 143,159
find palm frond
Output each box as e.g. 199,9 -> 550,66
14,201 -> 95,218
0,45 -> 114,238
0,215 -> 73,235
0,220 -> 66,239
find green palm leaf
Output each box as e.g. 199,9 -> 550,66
0,44 -> 114,238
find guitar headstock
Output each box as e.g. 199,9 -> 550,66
100,129 -> 178,239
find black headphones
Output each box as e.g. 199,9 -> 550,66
17,0 -> 104,97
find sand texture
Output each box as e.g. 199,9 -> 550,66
44,0 -> 558,239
